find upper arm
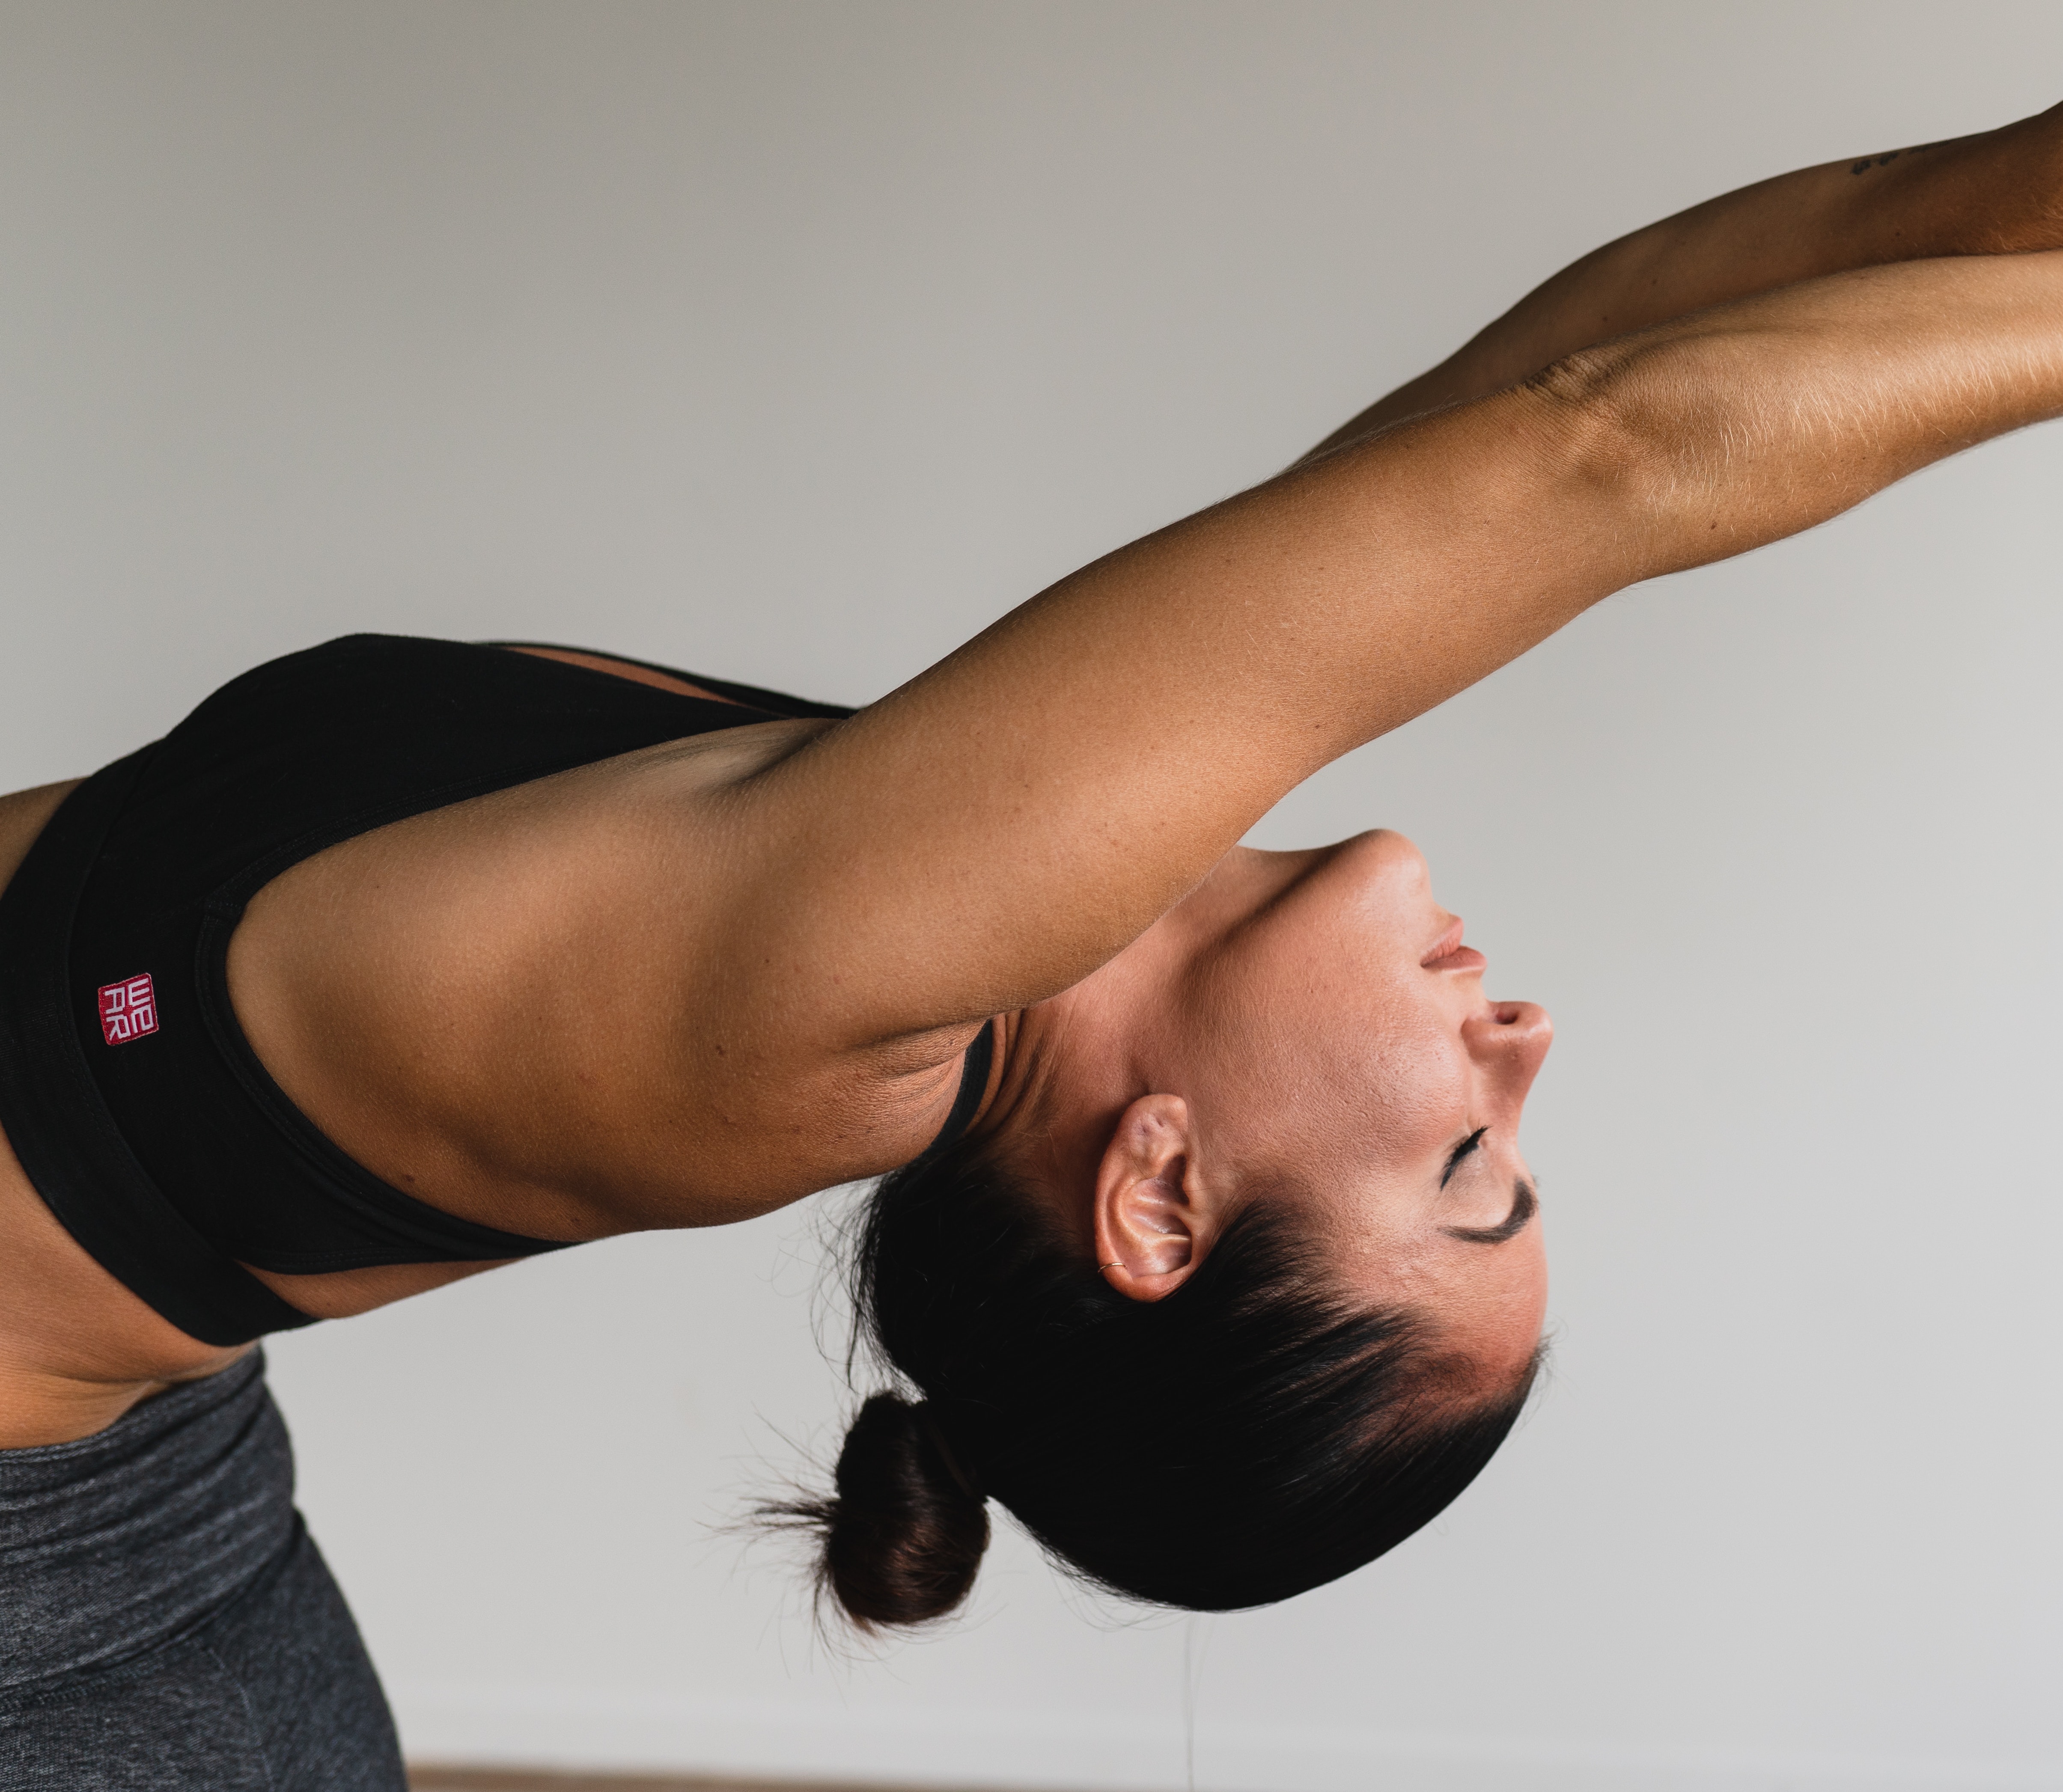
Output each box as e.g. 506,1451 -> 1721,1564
706,380 -> 1637,1050
725,250 -> 2063,1063
227,425 -> 1640,1226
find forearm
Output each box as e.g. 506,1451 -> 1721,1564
750,250 -> 2063,1043
1571,251 -> 2063,588
1303,102 -> 2063,458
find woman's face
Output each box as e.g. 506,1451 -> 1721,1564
1009,831 -> 1551,1380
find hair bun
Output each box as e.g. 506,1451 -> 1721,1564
817,1392 -> 990,1629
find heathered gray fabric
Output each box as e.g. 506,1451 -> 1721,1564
0,1351 -> 404,1789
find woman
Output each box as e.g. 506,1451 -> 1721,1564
3,104 -> 2061,1789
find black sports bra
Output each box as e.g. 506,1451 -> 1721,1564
0,635 -> 993,1347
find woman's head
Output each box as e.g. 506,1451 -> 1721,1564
785,829 -> 1553,1626
1006,830 -> 1550,1375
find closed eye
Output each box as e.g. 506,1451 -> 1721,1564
1440,1126 -> 1488,1188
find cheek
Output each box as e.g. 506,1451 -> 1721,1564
1353,1003 -> 1470,1157
1191,946 -> 1468,1186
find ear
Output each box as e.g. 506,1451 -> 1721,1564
1092,1093 -> 1230,1303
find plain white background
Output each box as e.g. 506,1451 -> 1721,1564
3,6 -> 2060,1789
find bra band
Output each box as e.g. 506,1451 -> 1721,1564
0,751 -> 311,1343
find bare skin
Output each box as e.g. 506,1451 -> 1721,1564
1010,831 -> 1553,1390
5,105 -> 2063,1446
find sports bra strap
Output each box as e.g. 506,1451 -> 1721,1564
905,1018 -> 996,1174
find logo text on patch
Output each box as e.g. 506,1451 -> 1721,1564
98,974 -> 159,1045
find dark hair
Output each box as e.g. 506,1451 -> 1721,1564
772,1138 -> 1541,1630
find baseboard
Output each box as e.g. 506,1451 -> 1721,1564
394,1688 -> 2061,1792
409,1773 -> 921,1792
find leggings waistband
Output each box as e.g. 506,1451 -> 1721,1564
0,1350 -> 294,1690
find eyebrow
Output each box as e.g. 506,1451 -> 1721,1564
1441,1177 -> 1538,1246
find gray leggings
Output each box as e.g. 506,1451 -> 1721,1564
0,1351 -> 405,1790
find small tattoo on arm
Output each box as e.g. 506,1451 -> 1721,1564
1850,140 -> 1945,176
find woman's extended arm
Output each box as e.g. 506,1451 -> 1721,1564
1301,101 -> 2063,455
219,171 -> 2063,1227
727,248 -> 2063,1056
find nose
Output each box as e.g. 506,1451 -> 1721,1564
1461,1001 -> 1553,1107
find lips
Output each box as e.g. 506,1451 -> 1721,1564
1427,944 -> 1488,972
1420,918 -> 1486,972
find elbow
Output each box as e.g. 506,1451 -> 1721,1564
1516,339 -> 1709,559
1518,342 -> 1658,491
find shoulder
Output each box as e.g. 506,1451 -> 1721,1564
227,717 -> 966,1231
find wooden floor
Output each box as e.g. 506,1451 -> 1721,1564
409,1770 -> 935,1792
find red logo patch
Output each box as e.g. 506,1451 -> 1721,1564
98,973 -> 159,1045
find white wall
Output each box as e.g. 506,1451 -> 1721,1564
3,5 -> 2060,1789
